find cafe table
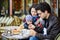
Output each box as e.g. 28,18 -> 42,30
1,29 -> 30,40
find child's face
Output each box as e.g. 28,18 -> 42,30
31,8 -> 37,16
26,20 -> 32,25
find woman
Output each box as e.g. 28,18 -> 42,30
29,4 -> 39,24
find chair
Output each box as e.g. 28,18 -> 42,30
55,33 -> 60,40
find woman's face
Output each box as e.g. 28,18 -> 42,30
31,8 -> 37,16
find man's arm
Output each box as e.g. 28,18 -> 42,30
35,20 -> 60,40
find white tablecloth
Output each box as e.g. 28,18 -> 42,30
2,29 -> 30,39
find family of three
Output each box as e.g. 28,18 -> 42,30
12,2 -> 60,40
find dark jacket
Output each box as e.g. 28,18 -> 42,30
32,16 -> 39,24
24,23 -> 28,29
35,15 -> 60,40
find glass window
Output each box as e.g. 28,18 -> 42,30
0,0 -> 9,17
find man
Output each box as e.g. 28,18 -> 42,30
29,2 -> 60,40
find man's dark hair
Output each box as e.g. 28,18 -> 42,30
35,2 -> 51,13
29,4 -> 38,15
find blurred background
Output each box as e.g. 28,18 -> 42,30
0,0 -> 59,40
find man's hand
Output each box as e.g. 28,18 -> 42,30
29,29 -> 37,36
28,24 -> 35,29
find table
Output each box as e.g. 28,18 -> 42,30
1,29 -> 30,40
0,26 -> 19,39
0,26 -> 19,32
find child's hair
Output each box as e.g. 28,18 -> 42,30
26,15 -> 32,22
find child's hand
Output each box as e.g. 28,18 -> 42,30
28,24 -> 35,29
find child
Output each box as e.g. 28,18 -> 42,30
24,15 -> 39,40
24,15 -> 35,29
24,15 -> 43,33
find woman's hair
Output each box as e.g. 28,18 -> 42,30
29,3 -> 38,15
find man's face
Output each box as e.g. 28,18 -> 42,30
37,10 -> 47,19
26,20 -> 32,25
